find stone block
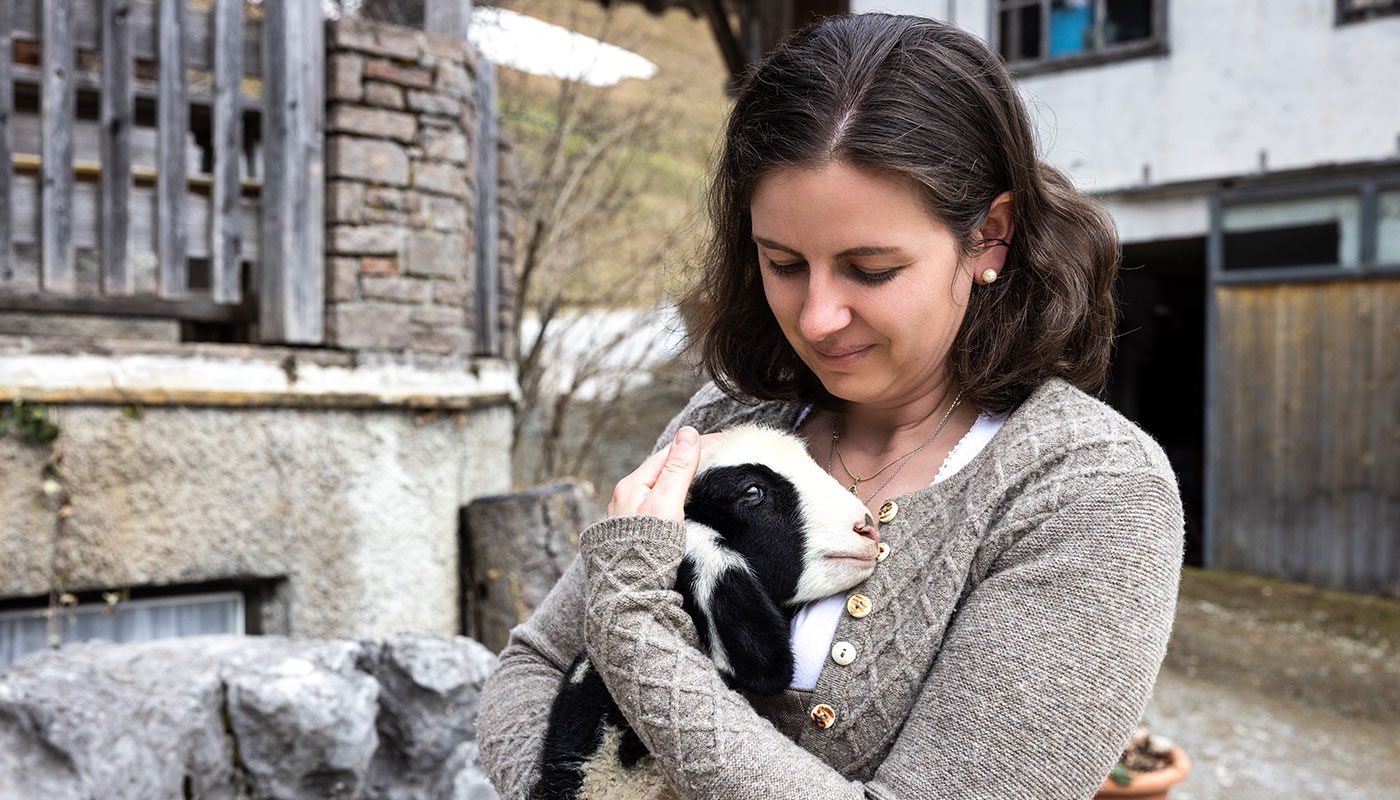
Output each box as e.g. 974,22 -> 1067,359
330,304 -> 413,350
329,53 -> 364,101
329,257 -> 360,302
410,330 -> 470,355
411,305 -> 466,329
363,276 -> 432,304
413,161 -> 469,198
330,18 -> 420,61
421,195 -> 470,232
328,180 -> 366,224
329,106 -> 417,144
422,129 -> 469,164
421,31 -> 472,63
366,186 -> 419,212
364,59 -> 434,90
364,81 -> 406,110
328,136 -> 410,187
405,232 -> 468,279
362,257 -> 399,276
330,225 -> 403,256
407,90 -> 463,117
435,63 -> 473,98
433,280 -> 471,307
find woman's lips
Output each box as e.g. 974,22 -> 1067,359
811,344 -> 873,368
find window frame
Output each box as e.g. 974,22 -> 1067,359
1336,0 -> 1400,25
992,0 -> 1170,76
1208,171 -> 1400,285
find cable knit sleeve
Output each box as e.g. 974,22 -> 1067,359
577,468 -> 1183,800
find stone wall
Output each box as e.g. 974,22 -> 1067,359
0,634 -> 499,800
325,19 -> 489,358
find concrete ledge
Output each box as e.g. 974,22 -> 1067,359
0,350 -> 519,410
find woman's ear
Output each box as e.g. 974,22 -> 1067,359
971,191 -> 1015,281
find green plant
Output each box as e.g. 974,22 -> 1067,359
0,400 -> 61,445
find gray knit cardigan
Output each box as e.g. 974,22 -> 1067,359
476,377 -> 1185,799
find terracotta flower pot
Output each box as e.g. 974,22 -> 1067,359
1094,746 -> 1191,800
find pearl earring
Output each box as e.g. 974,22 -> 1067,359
981,269 -> 998,284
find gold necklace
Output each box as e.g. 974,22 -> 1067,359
828,389 -> 964,503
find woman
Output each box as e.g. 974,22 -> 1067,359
477,12 -> 1184,800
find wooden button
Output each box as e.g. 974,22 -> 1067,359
830,641 -> 856,665
876,541 -> 890,562
878,500 -> 898,523
810,703 -> 837,729
846,594 -> 872,618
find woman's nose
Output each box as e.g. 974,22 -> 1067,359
798,270 -> 852,342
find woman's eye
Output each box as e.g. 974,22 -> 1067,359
762,258 -> 805,275
742,484 -> 766,503
851,266 -> 899,285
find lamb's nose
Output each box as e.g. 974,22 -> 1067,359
854,519 -> 879,543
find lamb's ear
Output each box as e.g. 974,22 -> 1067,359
710,568 -> 794,695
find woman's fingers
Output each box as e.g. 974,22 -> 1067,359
637,427 -> 700,521
607,427 -> 707,520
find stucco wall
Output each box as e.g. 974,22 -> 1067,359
0,347 -> 515,640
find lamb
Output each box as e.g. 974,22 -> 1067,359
529,423 -> 881,800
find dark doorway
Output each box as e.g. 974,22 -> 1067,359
1107,236 -> 1207,567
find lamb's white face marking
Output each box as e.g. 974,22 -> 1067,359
691,424 -> 877,605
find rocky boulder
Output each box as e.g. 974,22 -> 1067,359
0,634 -> 499,800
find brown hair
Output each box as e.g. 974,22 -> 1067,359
686,13 -> 1120,414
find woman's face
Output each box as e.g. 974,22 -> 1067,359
750,161 -> 987,408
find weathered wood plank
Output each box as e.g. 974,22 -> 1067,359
0,0 -> 13,283
212,0 -> 244,303
0,288 -> 253,322
11,171 -> 262,263
12,0 -> 266,77
475,58 -> 500,356
41,0 -> 76,292
157,0 -> 188,298
1211,279 -> 1400,596
259,0 -> 324,344
101,0 -> 135,295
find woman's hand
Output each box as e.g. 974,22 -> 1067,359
607,427 -> 724,521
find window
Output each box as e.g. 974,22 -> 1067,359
1337,0 -> 1400,24
1210,173 -> 1400,282
996,0 -> 1166,73
0,591 -> 245,671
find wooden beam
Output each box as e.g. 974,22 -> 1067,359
425,0 -> 472,38
157,0 -> 189,299
41,0 -> 76,292
475,59 -> 501,356
102,0 -> 135,295
260,0 -> 325,344
0,289 -> 255,322
212,0 -> 245,304
701,0 -> 747,80
0,0 -> 13,283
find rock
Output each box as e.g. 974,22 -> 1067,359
0,634 -> 500,800
227,651 -> 379,800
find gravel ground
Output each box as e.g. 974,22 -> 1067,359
1144,666 -> 1400,800
1138,569 -> 1400,800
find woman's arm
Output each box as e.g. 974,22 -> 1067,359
580,469 -> 1184,800
475,384 -> 733,795
475,554 -> 589,797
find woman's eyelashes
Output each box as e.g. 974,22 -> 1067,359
760,258 -> 900,285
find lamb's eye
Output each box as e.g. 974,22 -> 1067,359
741,484 -> 766,503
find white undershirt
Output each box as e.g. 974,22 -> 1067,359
786,407 -> 1011,690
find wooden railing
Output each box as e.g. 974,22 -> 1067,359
0,0 -> 324,344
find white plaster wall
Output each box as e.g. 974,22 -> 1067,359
852,0 -> 1400,241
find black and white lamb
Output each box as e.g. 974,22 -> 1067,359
529,423 -> 881,800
